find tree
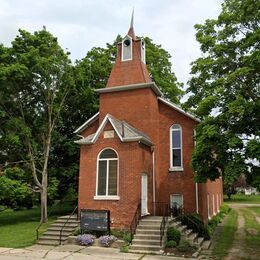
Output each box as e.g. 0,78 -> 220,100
145,37 -> 183,103
0,28 -> 73,222
185,0 -> 260,184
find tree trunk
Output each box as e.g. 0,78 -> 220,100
40,185 -> 48,223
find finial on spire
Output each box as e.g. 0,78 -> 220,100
127,8 -> 136,39
130,8 -> 134,29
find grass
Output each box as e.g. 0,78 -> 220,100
240,208 -> 260,256
212,209 -> 238,259
224,194 -> 260,204
250,207 -> 260,215
0,202 -> 75,248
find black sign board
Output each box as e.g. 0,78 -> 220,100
80,209 -> 110,232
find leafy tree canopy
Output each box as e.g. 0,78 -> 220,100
0,27 -> 74,221
185,0 -> 260,186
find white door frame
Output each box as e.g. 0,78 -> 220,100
141,174 -> 148,216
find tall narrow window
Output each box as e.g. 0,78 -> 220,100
122,36 -> 132,61
96,148 -> 118,197
170,124 -> 183,170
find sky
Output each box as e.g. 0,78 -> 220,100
0,0 -> 223,89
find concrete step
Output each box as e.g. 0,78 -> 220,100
137,225 -> 161,230
58,215 -> 77,220
47,226 -> 76,232
177,225 -> 187,232
129,244 -> 162,252
187,232 -> 198,242
197,237 -> 204,247
37,239 -> 61,246
171,221 -> 182,228
134,234 -> 160,240
136,229 -> 161,235
44,230 -> 72,236
184,229 -> 193,237
132,239 -> 161,246
142,216 -> 163,220
39,235 -> 67,241
139,219 -> 162,224
55,219 -> 79,224
201,240 -> 212,250
50,223 -> 78,228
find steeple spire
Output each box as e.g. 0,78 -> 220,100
127,9 -> 136,39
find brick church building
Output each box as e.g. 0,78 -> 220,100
75,17 -> 223,229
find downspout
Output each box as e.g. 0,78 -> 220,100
152,149 -> 156,216
195,183 -> 199,214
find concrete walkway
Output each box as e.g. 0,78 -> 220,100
0,244 -> 196,260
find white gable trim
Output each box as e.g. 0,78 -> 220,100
74,112 -> 99,134
158,97 -> 200,122
91,114 -> 122,143
75,114 -> 153,146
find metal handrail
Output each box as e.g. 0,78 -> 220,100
159,203 -> 169,246
36,200 -> 75,240
59,205 -> 78,245
36,200 -> 61,240
130,203 -> 141,243
171,202 -> 204,236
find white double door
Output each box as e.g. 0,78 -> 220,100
141,174 -> 148,216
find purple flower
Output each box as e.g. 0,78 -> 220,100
77,234 -> 96,246
99,235 -> 117,247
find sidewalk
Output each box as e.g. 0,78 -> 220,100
0,244 -> 196,260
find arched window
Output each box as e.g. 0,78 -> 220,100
170,124 -> 183,170
96,148 -> 118,197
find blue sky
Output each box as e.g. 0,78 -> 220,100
0,0 -> 223,89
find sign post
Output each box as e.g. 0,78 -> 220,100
80,209 -> 110,234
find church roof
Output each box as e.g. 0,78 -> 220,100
127,9 -> 136,39
74,112 -> 99,134
158,97 -> 201,122
105,11 -> 152,88
75,114 -> 153,146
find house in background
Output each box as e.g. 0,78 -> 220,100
74,17 -> 223,229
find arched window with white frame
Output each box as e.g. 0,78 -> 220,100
170,124 -> 183,170
96,148 -> 118,198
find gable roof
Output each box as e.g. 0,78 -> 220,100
74,112 -> 99,134
158,97 -> 201,123
75,114 -> 153,146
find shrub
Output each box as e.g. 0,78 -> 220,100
167,227 -> 181,245
99,235 -> 117,247
165,240 -> 177,248
73,227 -> 81,236
111,229 -> 131,244
77,234 -> 96,246
120,244 -> 129,253
220,204 -> 230,215
177,240 -> 192,252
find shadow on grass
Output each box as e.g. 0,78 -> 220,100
0,202 -> 75,226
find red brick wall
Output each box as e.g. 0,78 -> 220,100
78,94 -> 223,224
199,178 -> 223,221
106,40 -> 151,87
78,131 -> 153,229
156,101 -> 198,214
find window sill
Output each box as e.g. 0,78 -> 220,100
169,167 -> 184,172
94,196 -> 120,201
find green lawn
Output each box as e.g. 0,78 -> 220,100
224,194 -> 260,204
212,209 -> 238,259
0,203 -> 75,248
240,208 -> 260,256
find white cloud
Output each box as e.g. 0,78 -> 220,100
0,0 -> 223,85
